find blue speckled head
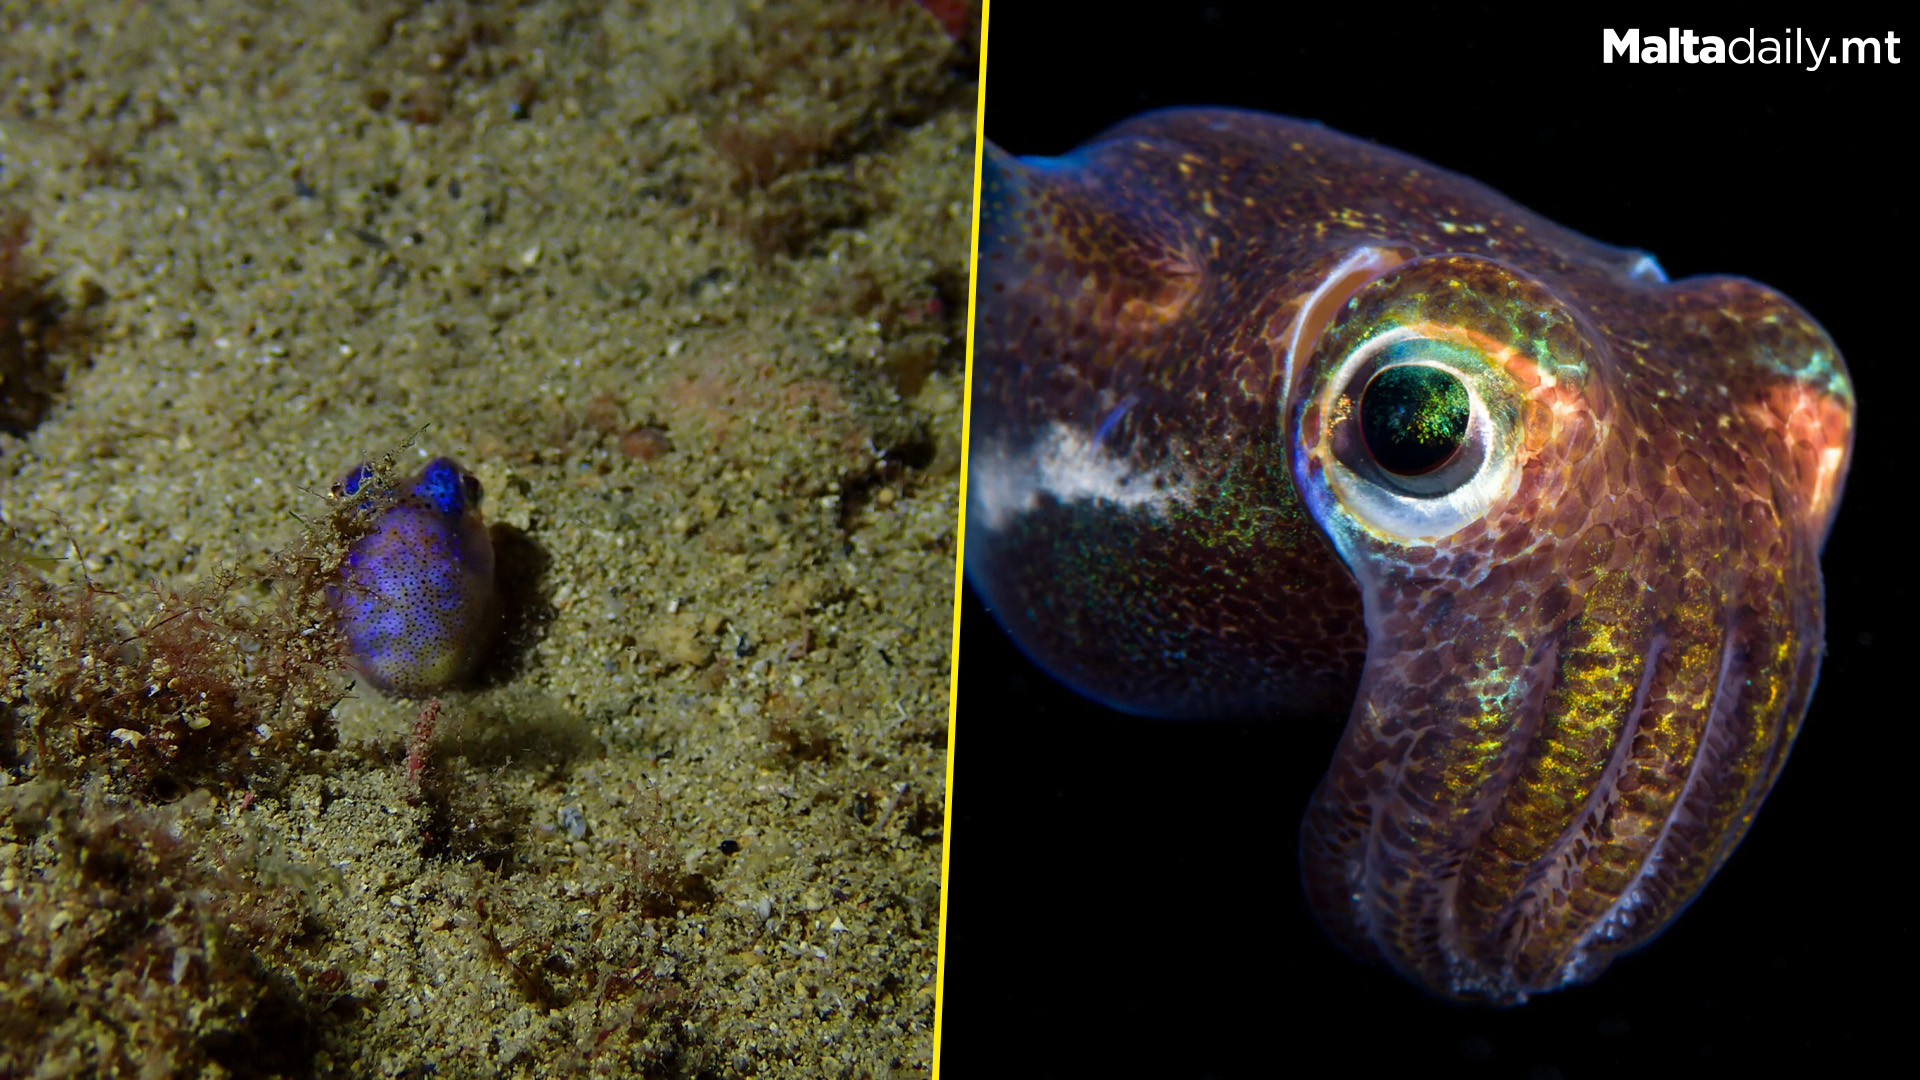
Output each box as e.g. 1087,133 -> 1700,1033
414,456 -> 481,515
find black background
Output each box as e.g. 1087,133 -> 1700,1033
942,4 -> 1907,1077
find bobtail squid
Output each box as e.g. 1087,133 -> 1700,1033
963,109 -> 1854,1004
328,457 -> 498,698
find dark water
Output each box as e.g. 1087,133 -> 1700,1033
943,4 -> 1906,1075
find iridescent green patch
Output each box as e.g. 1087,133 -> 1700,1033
1360,364 -> 1470,475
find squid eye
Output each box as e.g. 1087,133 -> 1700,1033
1297,254 -> 1571,544
1308,330 -> 1523,541
1359,364 -> 1470,476
415,457 -> 471,515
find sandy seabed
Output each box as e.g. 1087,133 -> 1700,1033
0,2 -> 974,1076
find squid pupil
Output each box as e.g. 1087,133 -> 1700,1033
1359,365 -> 1470,476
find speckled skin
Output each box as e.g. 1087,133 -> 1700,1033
965,109 -> 1854,1004
329,457 -> 497,698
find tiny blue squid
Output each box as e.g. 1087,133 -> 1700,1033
965,109 -> 1854,1004
328,457 -> 497,698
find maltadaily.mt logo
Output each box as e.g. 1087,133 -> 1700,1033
1603,28 -> 1901,71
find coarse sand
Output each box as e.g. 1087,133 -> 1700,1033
1,1 -> 975,1076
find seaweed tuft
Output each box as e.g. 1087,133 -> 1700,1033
0,455 -> 440,798
0,783 -> 321,1080
0,531 -> 349,799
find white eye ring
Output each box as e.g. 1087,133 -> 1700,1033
1313,326 -> 1521,542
